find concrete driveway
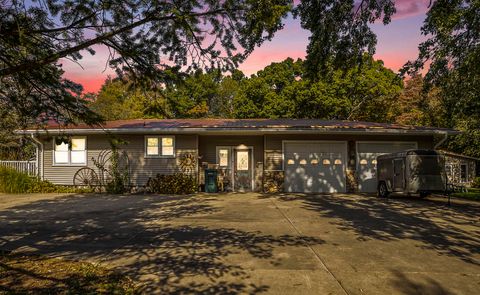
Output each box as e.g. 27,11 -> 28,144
0,192 -> 479,294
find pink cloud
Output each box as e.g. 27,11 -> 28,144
393,0 -> 430,20
60,44 -> 113,93
63,75 -> 108,93
59,3 -> 430,93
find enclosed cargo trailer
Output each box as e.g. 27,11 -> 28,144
377,150 -> 447,198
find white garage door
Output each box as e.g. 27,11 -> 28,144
284,141 -> 347,193
357,142 -> 417,192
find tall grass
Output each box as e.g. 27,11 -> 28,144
0,166 -> 93,194
0,166 -> 34,193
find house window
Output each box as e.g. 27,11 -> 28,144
445,164 -> 453,182
218,149 -> 229,167
54,137 -> 87,165
162,137 -> 174,156
145,136 -> 175,157
460,164 -> 468,182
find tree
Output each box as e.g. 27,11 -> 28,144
234,56 -> 402,121
89,78 -> 171,121
0,0 -> 291,126
234,58 -> 303,118
391,74 -> 445,127
403,0 -> 480,157
295,0 -> 396,80
215,70 -> 245,118
0,109 -> 35,160
298,56 -> 403,121
164,69 -> 221,118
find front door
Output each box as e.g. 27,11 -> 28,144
393,159 -> 405,191
234,148 -> 252,192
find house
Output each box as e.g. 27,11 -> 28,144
22,119 -> 458,193
439,150 -> 479,187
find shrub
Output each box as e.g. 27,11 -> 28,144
95,138 -> 130,194
0,166 -> 33,193
0,166 -> 93,194
147,173 -> 196,194
472,177 -> 480,188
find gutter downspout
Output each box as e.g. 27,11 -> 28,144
30,134 -> 44,180
434,132 -> 449,150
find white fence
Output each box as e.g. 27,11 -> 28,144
0,160 -> 37,176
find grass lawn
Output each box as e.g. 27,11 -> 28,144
452,188 -> 480,201
0,252 -> 137,294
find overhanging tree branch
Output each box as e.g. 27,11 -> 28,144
0,9 -> 226,77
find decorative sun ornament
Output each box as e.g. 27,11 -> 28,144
180,153 -> 197,173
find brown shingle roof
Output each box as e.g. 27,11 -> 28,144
24,118 -> 458,134
45,118 -> 451,130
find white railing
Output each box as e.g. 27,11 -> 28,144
0,160 -> 37,176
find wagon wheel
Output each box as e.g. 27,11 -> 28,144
73,168 -> 99,188
95,150 -> 130,187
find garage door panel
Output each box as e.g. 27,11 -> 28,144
284,142 -> 346,193
357,142 -> 417,192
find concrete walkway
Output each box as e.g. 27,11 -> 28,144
0,193 -> 479,294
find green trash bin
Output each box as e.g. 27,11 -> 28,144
205,169 -> 218,193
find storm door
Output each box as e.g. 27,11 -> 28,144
233,148 -> 253,192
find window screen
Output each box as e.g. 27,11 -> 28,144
146,136 -> 175,157
162,137 -> 174,156
460,164 -> 468,182
54,137 -> 86,165
70,138 -> 86,164
54,142 -> 69,164
146,137 -> 159,155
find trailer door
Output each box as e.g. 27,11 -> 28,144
393,159 -> 405,191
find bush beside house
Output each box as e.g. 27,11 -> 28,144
0,166 -> 93,194
146,173 -> 196,194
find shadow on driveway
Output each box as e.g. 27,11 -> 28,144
0,194 -> 324,294
265,193 -> 480,265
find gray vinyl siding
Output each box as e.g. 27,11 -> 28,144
265,134 -> 434,171
198,135 -> 264,164
42,134 -> 197,186
42,135 -> 109,185
123,134 -> 197,185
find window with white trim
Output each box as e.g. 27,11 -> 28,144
145,136 -> 175,157
54,137 -> 87,165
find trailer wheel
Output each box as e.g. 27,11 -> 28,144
378,182 -> 389,198
419,192 -> 430,199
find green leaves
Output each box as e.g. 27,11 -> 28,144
92,56 -> 402,122
235,56 -> 402,121
0,0 -> 291,127
403,0 -> 480,157
294,0 -> 396,80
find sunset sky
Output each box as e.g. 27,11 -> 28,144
61,0 -> 430,93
